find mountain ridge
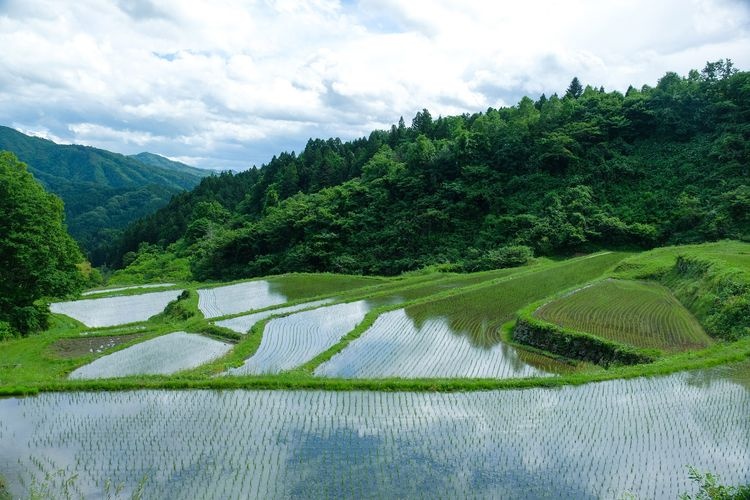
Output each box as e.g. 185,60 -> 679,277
0,126 -> 211,263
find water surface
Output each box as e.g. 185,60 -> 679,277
1,363 -> 748,499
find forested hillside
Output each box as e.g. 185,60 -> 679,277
0,127 -> 211,263
106,61 -> 749,279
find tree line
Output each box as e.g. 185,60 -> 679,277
104,60 -> 749,280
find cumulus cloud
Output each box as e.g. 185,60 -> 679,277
0,0 -> 748,170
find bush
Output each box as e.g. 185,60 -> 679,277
680,467 -> 750,500
153,291 -> 194,322
463,246 -> 533,272
0,321 -> 15,341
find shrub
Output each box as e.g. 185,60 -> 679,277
463,246 -> 533,272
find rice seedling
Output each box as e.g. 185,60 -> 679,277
50,290 -> 184,328
534,279 -> 713,353
0,361 -> 747,499
214,299 -> 334,334
69,332 -> 233,379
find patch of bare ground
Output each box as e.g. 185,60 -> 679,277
50,334 -> 145,358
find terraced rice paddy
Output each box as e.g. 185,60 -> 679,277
316,254 -> 627,378
227,299 -> 397,375
1,362 -> 748,499
535,279 -> 713,352
366,266 -> 529,303
198,274 -> 384,318
214,299 -> 334,333
316,308 -> 564,378
265,274 -> 385,301
69,332 -> 233,379
314,252 -> 624,378
81,283 -> 177,296
197,281 -> 287,318
401,251 -> 626,345
50,290 -> 184,327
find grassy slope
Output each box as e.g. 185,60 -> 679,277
1,245 -> 749,395
534,279 -> 712,353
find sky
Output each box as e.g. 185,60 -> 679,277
1,0 -> 749,171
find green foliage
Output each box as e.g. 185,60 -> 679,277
680,467 -> 750,500
0,476 -> 9,500
91,63 -> 750,279
0,127 -> 209,263
565,77 -> 583,99
109,244 -> 192,284
152,290 -> 195,323
461,245 -> 533,272
0,151 -> 86,336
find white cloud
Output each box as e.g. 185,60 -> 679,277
0,0 -> 748,170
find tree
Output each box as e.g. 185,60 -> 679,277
411,109 -> 433,136
0,151 -> 85,336
566,77 -> 583,99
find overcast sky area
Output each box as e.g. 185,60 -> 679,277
1,0 -> 749,171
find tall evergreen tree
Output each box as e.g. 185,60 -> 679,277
566,77 -> 583,99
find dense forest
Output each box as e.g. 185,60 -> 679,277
105,60 -> 749,280
0,127 -> 210,263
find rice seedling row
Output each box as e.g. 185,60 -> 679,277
226,299 -> 396,375
405,253 -> 626,340
81,283 -> 177,296
1,362 -> 748,499
315,308 -> 560,378
535,279 -> 713,352
214,299 -> 334,334
69,332 -> 233,379
364,265 -> 531,304
50,290 -> 184,328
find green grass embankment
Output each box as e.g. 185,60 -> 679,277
2,244 -> 748,396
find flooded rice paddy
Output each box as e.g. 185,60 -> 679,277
197,281 -> 288,318
49,290 -> 184,328
69,332 -> 233,379
316,308 -> 564,378
1,362 -> 748,499
214,299 -> 334,334
226,299 -> 396,375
